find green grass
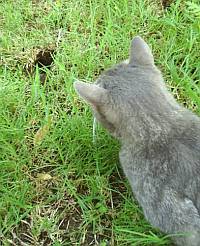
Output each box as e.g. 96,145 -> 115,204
0,0 -> 199,245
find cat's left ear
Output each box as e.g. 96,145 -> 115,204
129,36 -> 154,66
74,81 -> 109,107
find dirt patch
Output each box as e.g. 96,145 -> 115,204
7,193 -> 81,245
4,170 -> 128,245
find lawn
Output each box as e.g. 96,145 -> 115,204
0,0 -> 199,245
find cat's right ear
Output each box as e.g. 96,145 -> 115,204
129,36 -> 154,66
74,81 -> 109,107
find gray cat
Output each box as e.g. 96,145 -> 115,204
74,36 -> 200,246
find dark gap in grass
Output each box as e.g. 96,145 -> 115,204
161,0 -> 174,9
24,47 -> 56,84
35,49 -> 55,68
190,68 -> 199,85
38,231 -> 52,245
94,66 -> 105,77
81,226 -> 112,246
108,170 -> 127,209
12,219 -> 33,245
76,182 -> 89,196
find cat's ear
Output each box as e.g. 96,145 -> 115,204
129,36 -> 154,66
74,81 -> 109,106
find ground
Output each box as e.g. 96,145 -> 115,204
0,0 -> 199,245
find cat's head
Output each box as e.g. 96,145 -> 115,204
74,36 -> 164,139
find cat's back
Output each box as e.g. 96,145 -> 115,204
120,109 -> 200,198
176,110 -> 200,155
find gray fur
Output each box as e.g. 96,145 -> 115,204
74,36 -> 200,245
